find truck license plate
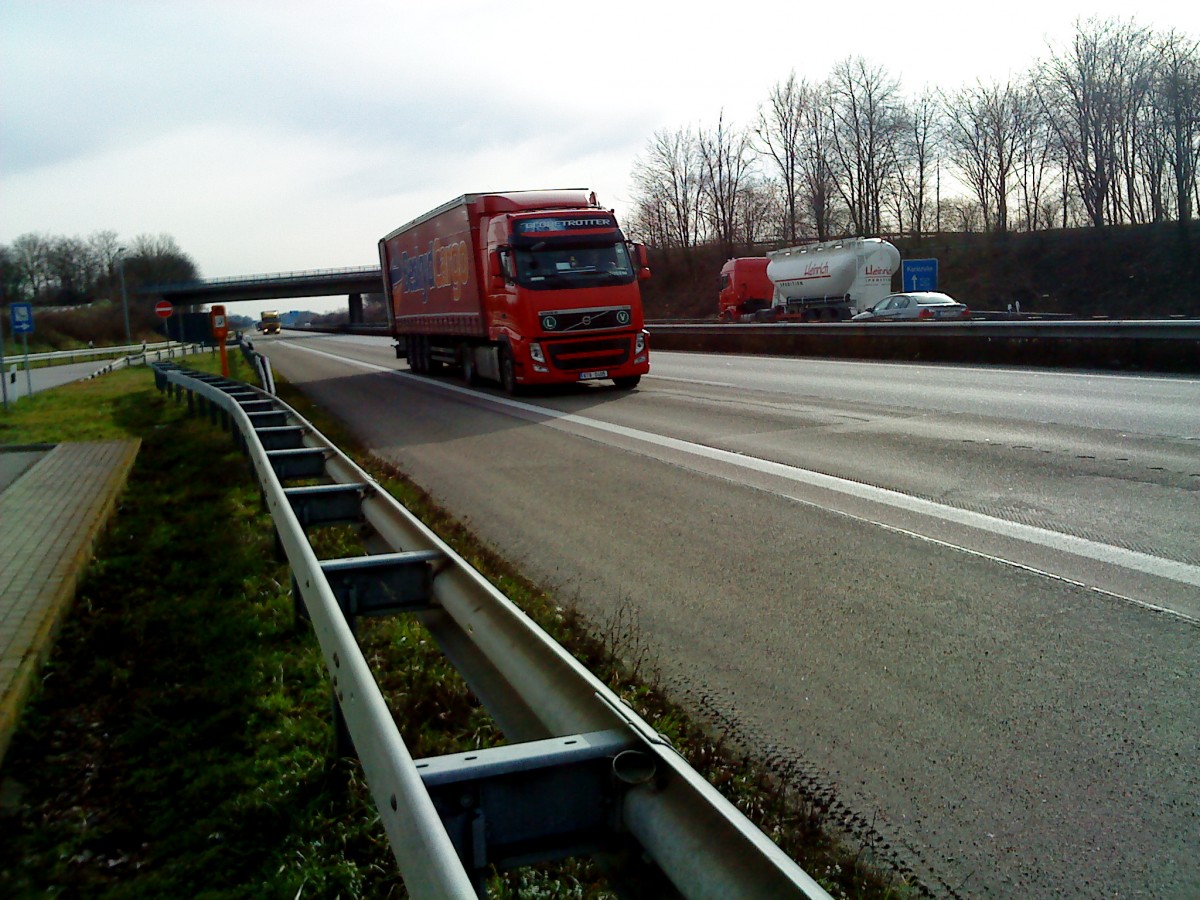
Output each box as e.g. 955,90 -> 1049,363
578,370 -> 608,380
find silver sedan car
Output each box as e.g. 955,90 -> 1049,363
852,292 -> 970,321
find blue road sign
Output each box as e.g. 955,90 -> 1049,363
11,303 -> 34,335
901,259 -> 939,292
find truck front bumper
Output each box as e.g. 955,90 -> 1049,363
518,330 -> 649,385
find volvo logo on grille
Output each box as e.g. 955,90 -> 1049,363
542,315 -> 558,330
617,309 -> 630,325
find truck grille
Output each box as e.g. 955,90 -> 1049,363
547,337 -> 631,371
540,306 -> 632,333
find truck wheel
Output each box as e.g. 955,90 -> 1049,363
461,345 -> 480,386
500,346 -> 520,395
613,376 -> 641,390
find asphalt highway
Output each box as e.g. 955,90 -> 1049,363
257,333 -> 1199,898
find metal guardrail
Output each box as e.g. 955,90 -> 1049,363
651,319 -> 1200,339
15,341 -> 189,366
3,344 -> 207,401
148,362 -> 832,899
237,339 -> 274,394
646,319 -> 1200,373
80,343 -> 207,380
296,317 -> 1200,372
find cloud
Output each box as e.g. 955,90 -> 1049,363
4,0 -> 1197,286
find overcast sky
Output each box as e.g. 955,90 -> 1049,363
2,0 -> 1197,318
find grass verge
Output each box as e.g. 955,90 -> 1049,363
0,351 -> 919,898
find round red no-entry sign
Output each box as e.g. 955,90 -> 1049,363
154,300 -> 173,319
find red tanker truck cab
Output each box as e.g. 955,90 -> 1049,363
379,190 -> 651,392
718,258 -> 774,321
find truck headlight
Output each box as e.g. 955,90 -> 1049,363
635,332 -> 646,353
530,342 -> 545,364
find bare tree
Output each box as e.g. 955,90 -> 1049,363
756,71 -> 808,244
826,57 -> 905,235
127,233 -> 199,285
943,79 -> 1027,231
1010,81 -> 1060,231
733,176 -> 780,247
9,233 -> 53,303
47,235 -> 95,304
1036,17 -> 1155,227
89,230 -> 122,274
697,111 -> 757,259
1152,29 -> 1200,227
798,83 -> 840,241
895,90 -> 940,236
630,127 -> 704,249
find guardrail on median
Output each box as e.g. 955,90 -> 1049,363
149,362 -> 832,899
294,319 -> 1200,373
647,320 -> 1200,373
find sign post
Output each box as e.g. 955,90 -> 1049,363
10,303 -> 35,398
210,305 -> 229,377
154,300 -> 174,343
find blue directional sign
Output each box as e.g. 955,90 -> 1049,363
901,259 -> 939,292
10,302 -> 34,335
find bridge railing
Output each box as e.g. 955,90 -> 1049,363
145,265 -> 381,294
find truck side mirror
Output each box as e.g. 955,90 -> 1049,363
634,243 -> 651,281
489,250 -> 506,291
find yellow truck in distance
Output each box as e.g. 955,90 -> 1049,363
259,310 -> 281,335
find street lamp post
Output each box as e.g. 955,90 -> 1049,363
117,248 -> 131,346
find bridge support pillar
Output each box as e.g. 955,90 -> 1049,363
348,292 -> 363,324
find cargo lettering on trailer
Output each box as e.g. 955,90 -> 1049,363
393,238 -> 472,303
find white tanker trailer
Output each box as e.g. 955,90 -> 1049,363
760,237 -> 901,322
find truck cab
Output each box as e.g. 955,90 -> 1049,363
483,202 -> 649,389
718,258 -> 773,322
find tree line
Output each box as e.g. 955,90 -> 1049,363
627,17 -> 1200,257
0,230 -> 198,308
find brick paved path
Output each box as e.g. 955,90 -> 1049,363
0,440 -> 140,766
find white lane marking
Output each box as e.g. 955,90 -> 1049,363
281,342 -> 1200,592
645,375 -> 739,388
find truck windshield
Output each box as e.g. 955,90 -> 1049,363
513,243 -> 635,290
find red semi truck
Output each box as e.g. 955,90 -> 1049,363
379,190 -> 651,392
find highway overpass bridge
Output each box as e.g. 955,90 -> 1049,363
144,266 -> 384,322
